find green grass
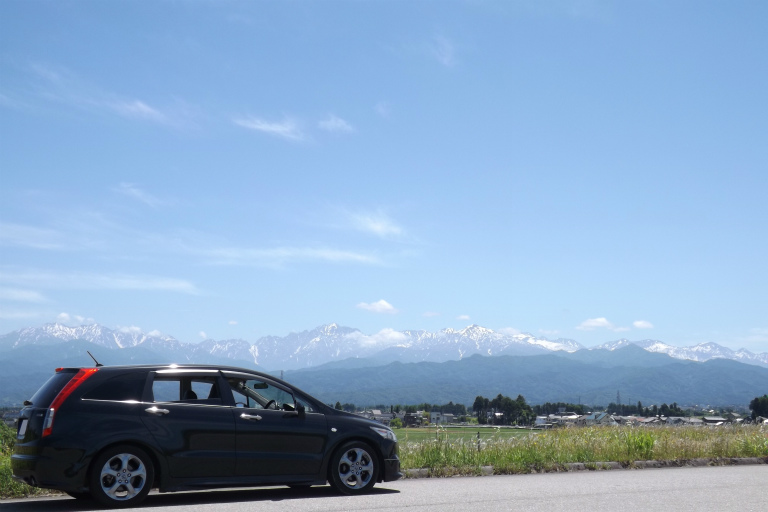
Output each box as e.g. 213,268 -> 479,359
0,423 -> 45,499
395,425 -> 530,443
398,425 -> 768,476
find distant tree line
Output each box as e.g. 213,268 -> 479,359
604,401 -> 686,417
333,401 -> 468,416
330,396 -> 763,420
532,402 -> 586,416
472,394 -> 534,426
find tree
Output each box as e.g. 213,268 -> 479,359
473,395 -> 489,424
390,418 -> 403,429
335,402 -> 342,410
749,394 -> 768,420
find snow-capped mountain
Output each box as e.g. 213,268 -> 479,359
2,323 -> 766,370
0,323 -> 582,370
593,339 -> 768,367
364,325 -> 582,363
3,323 -> 182,350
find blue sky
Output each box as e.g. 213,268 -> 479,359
1,1 -> 766,352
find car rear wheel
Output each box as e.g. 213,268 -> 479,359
89,445 -> 154,508
329,441 -> 378,495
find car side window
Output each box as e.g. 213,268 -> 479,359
82,373 -> 147,402
151,376 -> 222,403
228,378 -> 296,410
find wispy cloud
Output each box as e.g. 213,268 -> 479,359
109,100 -> 168,123
233,116 -> 305,141
204,246 -> 380,266
116,183 -> 164,208
0,288 -> 48,303
499,327 -> 522,336
457,314 -> 471,321
375,101 -> 391,119
318,114 -> 355,133
0,268 -> 199,294
356,300 -> 398,314
633,320 -> 654,329
431,36 -> 457,67
28,63 -> 189,128
0,222 -> 67,250
0,310 -> 46,320
349,211 -> 403,239
423,311 -> 441,318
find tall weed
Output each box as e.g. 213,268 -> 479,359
399,425 -> 768,475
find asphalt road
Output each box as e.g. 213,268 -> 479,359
2,465 -> 766,512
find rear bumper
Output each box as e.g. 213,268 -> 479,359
11,449 -> 89,492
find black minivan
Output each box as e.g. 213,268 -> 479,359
12,364 -> 401,508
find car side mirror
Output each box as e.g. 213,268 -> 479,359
297,403 -> 305,420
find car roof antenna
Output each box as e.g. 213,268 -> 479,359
87,350 -> 104,367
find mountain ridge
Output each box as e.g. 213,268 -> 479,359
2,323 -> 766,370
1,324 -> 767,407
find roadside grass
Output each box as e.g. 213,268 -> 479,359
1,423 -> 44,499
397,425 -> 768,476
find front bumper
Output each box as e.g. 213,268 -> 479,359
381,456 -> 403,482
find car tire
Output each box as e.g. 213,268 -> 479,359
88,445 -> 154,508
329,441 -> 378,495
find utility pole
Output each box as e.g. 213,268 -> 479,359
616,390 -> 621,406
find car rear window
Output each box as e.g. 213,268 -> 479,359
28,370 -> 78,408
83,373 -> 147,401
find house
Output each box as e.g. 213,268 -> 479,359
430,412 -> 456,425
404,412 -> 424,427
578,412 -> 617,426
703,416 -> 728,425
548,412 -> 580,427
358,409 -> 401,426
613,416 -> 641,426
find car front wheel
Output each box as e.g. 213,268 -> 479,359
89,445 -> 154,508
329,441 -> 379,495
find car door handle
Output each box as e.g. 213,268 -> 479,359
145,406 -> 170,416
240,413 -> 262,421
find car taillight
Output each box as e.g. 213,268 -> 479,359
42,368 -> 99,437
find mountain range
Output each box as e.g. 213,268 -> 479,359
2,323 -> 766,370
1,323 -> 766,407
